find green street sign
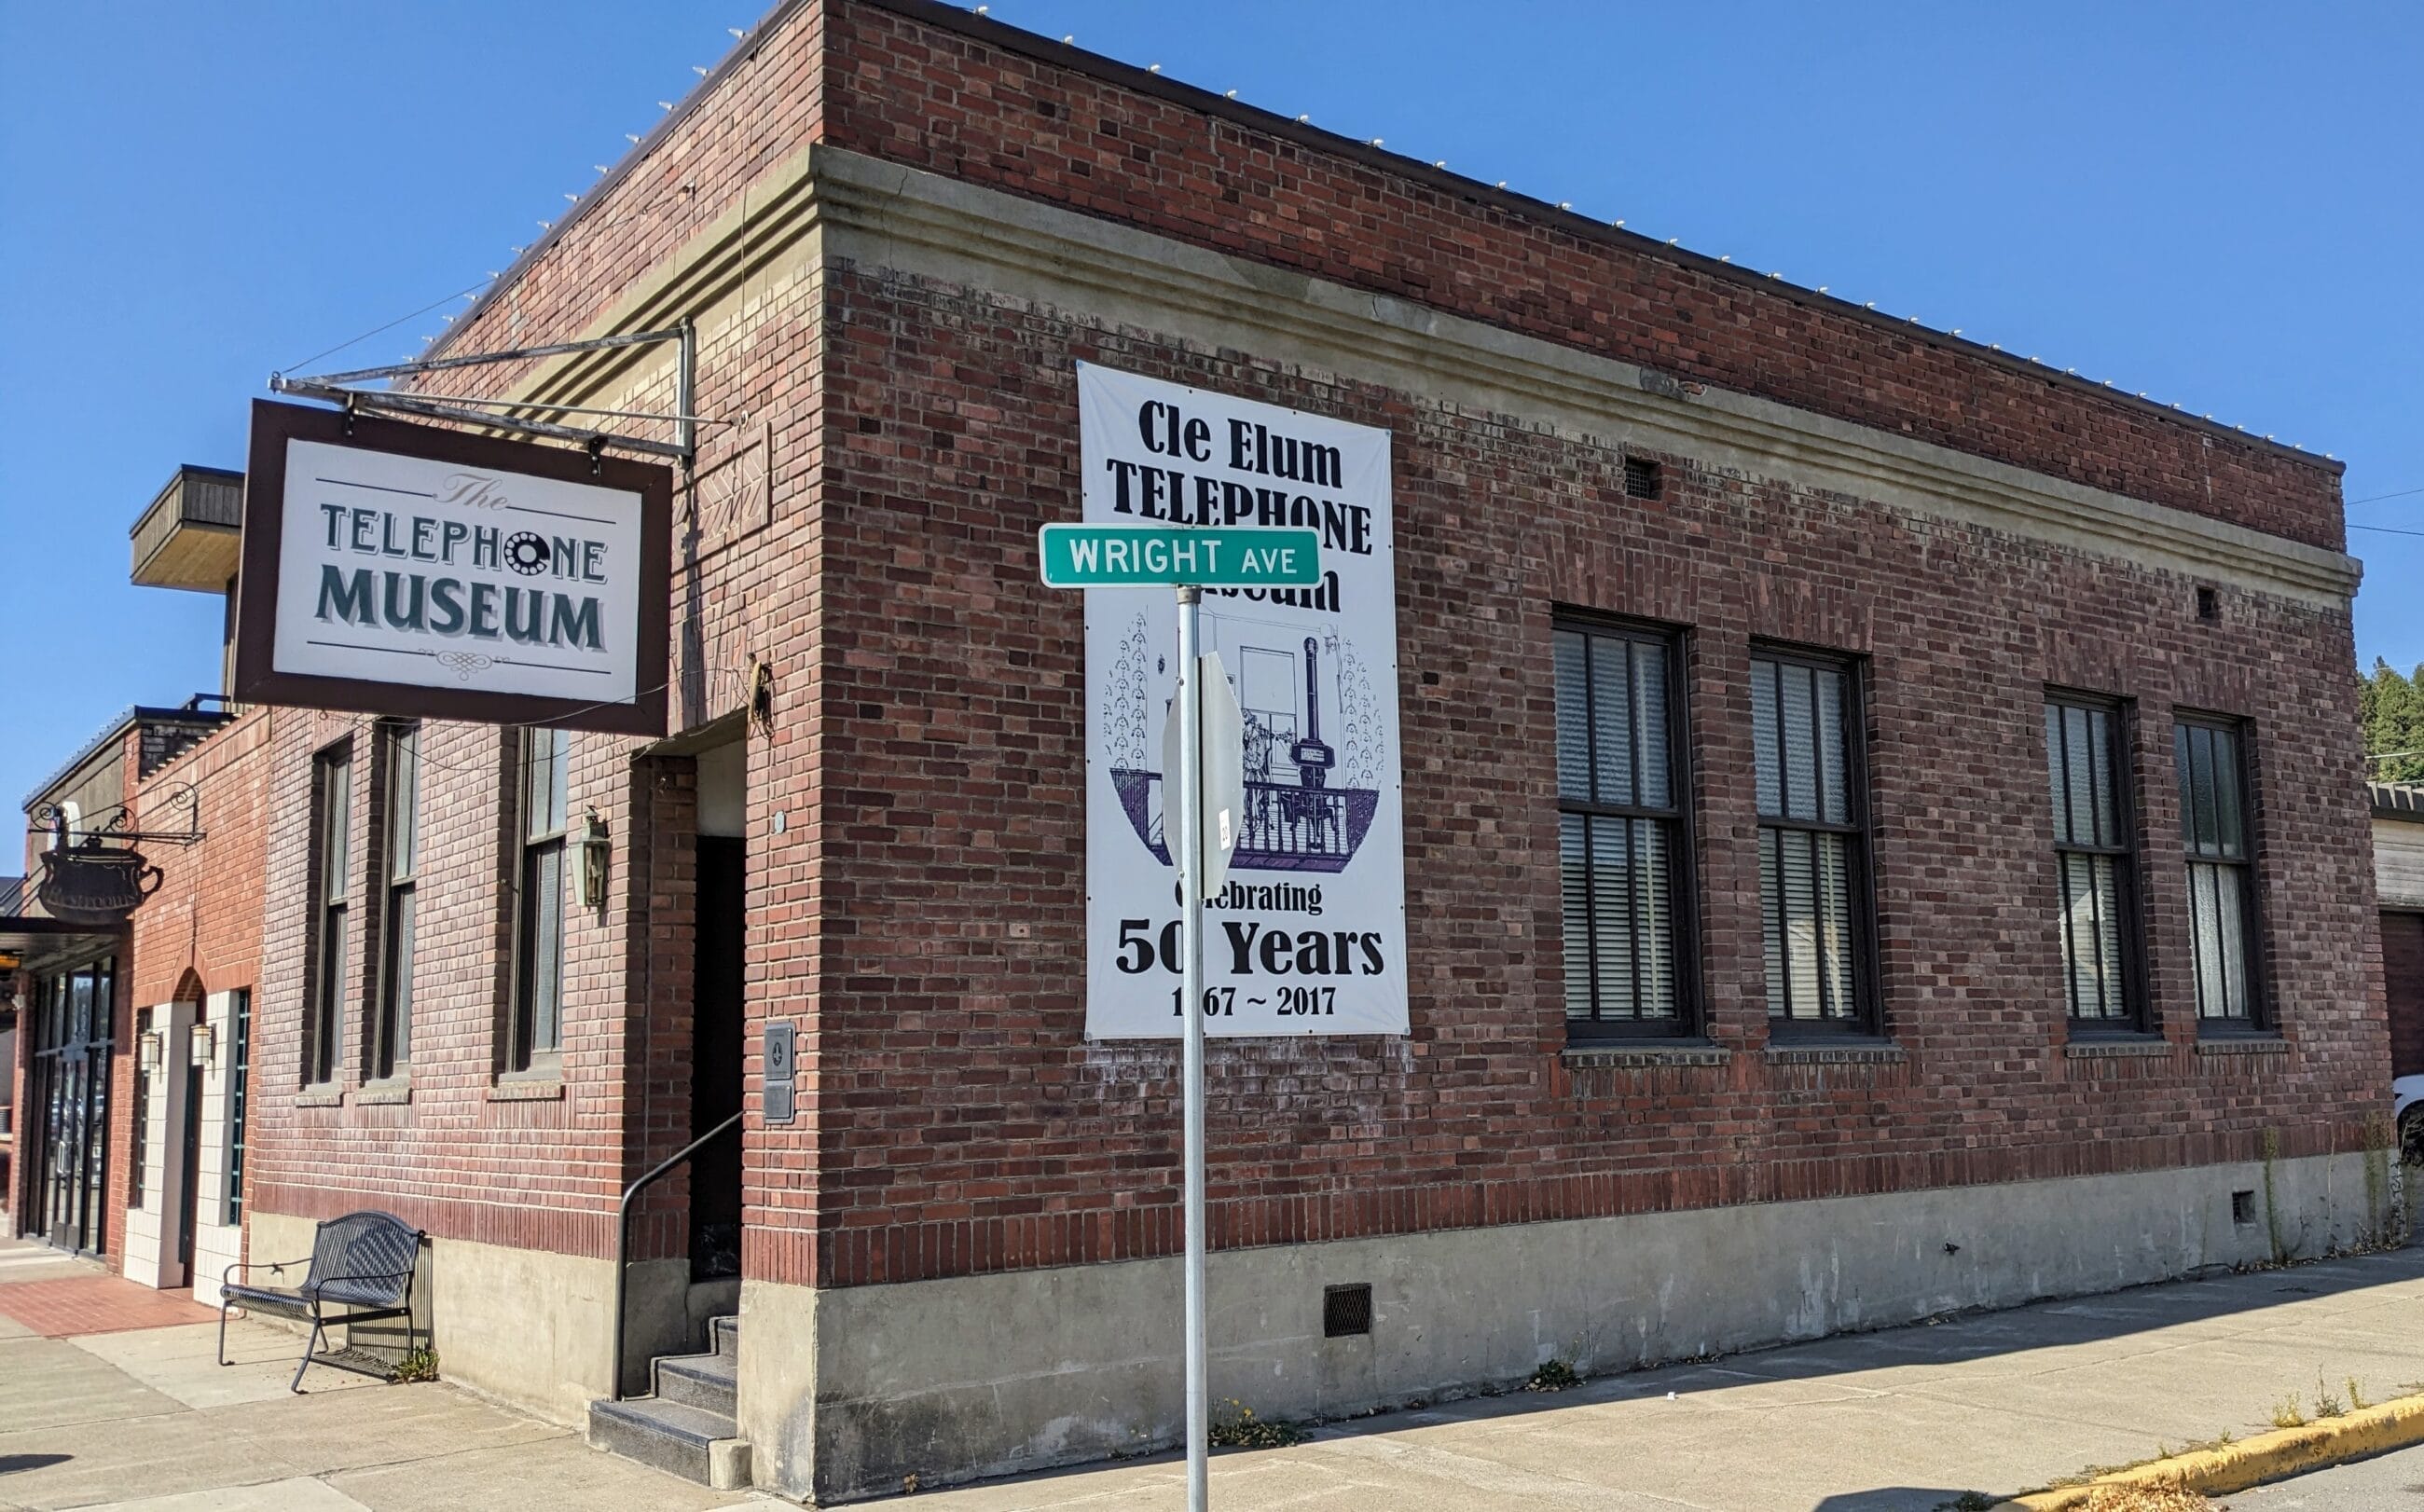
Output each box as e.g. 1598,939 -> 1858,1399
1039,524 -> 1321,589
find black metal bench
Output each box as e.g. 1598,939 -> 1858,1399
217,1210 -> 425,1392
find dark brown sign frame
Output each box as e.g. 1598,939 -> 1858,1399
234,399 -> 672,736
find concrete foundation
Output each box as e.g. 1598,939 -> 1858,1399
245,1213 -> 695,1426
739,1151 -> 2405,1504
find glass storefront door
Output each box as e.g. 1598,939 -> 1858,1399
26,956 -> 116,1255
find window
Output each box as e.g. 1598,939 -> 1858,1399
129,1009 -> 150,1207
1753,650 -> 1875,1033
1554,619 -> 1692,1037
225,989 -> 251,1225
2175,716 -> 2263,1027
2045,696 -> 2143,1028
307,747 -> 352,1087
512,728 -> 570,1071
372,722 -> 420,1080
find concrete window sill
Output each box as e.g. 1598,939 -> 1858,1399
488,1078 -> 566,1101
1562,1043 -> 1732,1069
2065,1038 -> 2174,1058
296,1088 -> 344,1108
355,1080 -> 412,1106
2196,1037 -> 2290,1056
1763,1043 -> 1906,1065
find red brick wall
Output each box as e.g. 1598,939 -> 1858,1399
816,0 -> 2344,550
130,709 -> 271,1010
243,0 -> 2382,1295
246,138 -> 827,1260
112,708 -> 271,1276
782,264 -> 2382,1291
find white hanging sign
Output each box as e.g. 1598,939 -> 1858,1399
1080,362 -> 1408,1038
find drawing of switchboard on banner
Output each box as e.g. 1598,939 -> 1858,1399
1079,361 -> 1409,1038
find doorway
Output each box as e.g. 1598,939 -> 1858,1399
26,956 -> 117,1255
690,741 -> 748,1280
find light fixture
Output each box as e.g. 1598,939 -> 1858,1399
140,1030 -> 162,1071
190,1020 -> 216,1070
575,808 -> 613,908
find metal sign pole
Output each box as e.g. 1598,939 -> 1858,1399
1176,583 -> 1210,1512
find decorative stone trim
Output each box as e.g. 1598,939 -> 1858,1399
2197,1037 -> 2293,1056
2065,1038 -> 2176,1058
493,141 -> 2354,611
295,1088 -> 343,1108
804,145 -> 2355,609
487,1078 -> 566,1102
355,1081 -> 412,1106
1562,1043 -> 1733,1069
1764,1043 -> 1908,1065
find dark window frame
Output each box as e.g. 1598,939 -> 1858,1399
509,727 -> 570,1075
1751,643 -> 1883,1038
2174,711 -> 2269,1035
304,742 -> 353,1089
1552,612 -> 1701,1041
369,721 -> 420,1082
2045,691 -> 2153,1036
128,1008 -> 150,1207
225,988 -> 250,1226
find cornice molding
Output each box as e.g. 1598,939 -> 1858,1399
494,140 -> 2359,610
804,146 -> 2356,609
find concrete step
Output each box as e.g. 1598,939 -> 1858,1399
586,1395 -> 751,1490
710,1313 -> 739,1360
654,1349 -> 737,1416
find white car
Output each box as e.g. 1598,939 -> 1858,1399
2401,1075 -> 2424,1161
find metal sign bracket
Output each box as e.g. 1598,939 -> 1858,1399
269,321 -> 714,468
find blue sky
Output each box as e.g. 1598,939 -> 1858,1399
3,2 -> 2418,814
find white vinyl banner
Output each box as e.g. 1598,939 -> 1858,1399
269,439 -> 646,703
1080,362 -> 1408,1038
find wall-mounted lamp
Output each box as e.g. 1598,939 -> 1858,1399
139,1030 -> 162,1071
574,808 -> 612,909
189,1020 -> 216,1070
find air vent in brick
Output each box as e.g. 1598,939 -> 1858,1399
2232,1189 -> 2256,1226
1324,1283 -> 1372,1338
2197,585 -> 2220,623
1623,457 -> 1662,501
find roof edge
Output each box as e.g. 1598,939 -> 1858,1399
21,705 -> 232,812
434,0 -> 2340,479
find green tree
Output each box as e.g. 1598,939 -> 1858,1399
2362,659 -> 2424,783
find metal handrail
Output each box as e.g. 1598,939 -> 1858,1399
610,1110 -> 741,1400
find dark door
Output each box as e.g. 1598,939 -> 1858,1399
175,1055 -> 204,1278
2384,911 -> 2424,1079
690,836 -> 746,1279
29,958 -> 116,1255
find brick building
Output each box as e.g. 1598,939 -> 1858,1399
5,700 -> 230,1261
5,462 -> 270,1305
234,0 -> 2392,1501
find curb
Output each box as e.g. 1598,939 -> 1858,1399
1995,1394 -> 2424,1509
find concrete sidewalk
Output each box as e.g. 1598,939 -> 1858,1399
4,1236 -> 2421,1510
912,1244 -> 2424,1512
0,1237 -> 781,1512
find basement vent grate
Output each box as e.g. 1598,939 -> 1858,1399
1623,457 -> 1663,501
2232,1189 -> 2256,1226
1324,1283 -> 1372,1339
2197,585 -> 2220,622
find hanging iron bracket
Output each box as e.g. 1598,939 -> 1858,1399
269,321 -> 705,467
